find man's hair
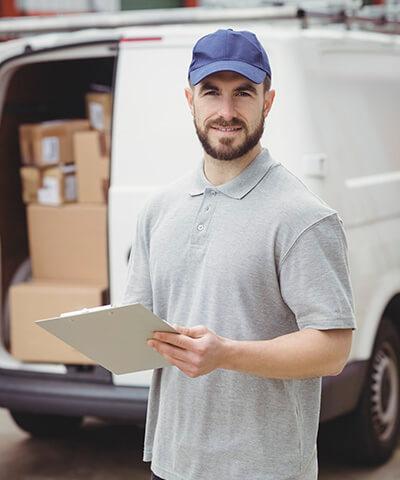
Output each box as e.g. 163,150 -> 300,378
262,75 -> 271,93
189,75 -> 271,93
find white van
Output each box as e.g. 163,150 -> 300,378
0,8 -> 399,468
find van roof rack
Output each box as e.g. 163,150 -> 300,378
0,5 -> 297,38
0,3 -> 398,39
298,2 -> 400,34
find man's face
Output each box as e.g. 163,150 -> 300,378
185,71 -> 275,161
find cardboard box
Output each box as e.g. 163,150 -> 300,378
85,92 -> 112,131
9,280 -> 108,364
99,129 -> 111,157
38,164 -> 77,206
27,203 -> 108,283
19,124 -> 34,166
102,178 -> 110,204
19,119 -> 90,167
73,131 -> 110,204
100,157 -> 110,203
20,165 -> 77,205
20,166 -> 41,203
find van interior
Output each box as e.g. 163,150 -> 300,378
0,52 -> 116,352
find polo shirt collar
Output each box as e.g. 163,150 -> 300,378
188,147 -> 278,200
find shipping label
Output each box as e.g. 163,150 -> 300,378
41,136 -> 60,165
89,102 -> 104,130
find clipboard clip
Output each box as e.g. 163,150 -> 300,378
60,304 -> 113,317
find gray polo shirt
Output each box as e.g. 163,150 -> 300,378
122,147 -> 357,480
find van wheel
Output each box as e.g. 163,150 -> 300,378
9,410 -> 83,438
321,317 -> 400,466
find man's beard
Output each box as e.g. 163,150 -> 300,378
193,111 -> 265,161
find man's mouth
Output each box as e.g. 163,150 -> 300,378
211,126 -> 242,133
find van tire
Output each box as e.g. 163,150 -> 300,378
319,317 -> 400,466
9,410 -> 83,438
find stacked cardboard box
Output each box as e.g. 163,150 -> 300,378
9,203 -> 109,364
19,119 -> 90,206
19,119 -> 90,167
73,131 -> 109,204
73,90 -> 113,203
10,281 -> 107,364
27,203 -> 108,284
11,92 -> 113,364
86,92 -> 112,134
21,164 -> 77,206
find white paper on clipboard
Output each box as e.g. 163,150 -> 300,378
35,303 -> 177,375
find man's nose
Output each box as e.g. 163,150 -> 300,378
217,96 -> 236,122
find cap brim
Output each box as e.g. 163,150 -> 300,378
189,60 -> 268,86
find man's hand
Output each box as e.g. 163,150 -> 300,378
147,325 -> 228,378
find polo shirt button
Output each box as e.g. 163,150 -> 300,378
211,190 -> 216,196
205,206 -> 210,212
197,224 -> 204,231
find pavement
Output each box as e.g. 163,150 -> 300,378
1,407 -> 399,479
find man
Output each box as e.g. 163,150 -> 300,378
122,28 -> 357,480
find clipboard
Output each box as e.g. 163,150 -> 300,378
35,303 -> 177,375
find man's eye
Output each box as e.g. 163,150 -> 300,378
237,91 -> 250,96
205,91 -> 218,95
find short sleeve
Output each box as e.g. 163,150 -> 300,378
120,204 -> 153,312
278,213 -> 357,331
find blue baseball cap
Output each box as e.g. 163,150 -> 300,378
188,28 -> 271,86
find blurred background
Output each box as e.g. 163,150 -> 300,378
0,0 -> 399,479
0,0 -> 389,18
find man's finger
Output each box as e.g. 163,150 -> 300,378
152,340 -> 193,363
152,331 -> 196,350
163,354 -> 195,378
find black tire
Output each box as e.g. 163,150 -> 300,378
318,316 -> 400,466
9,410 -> 83,438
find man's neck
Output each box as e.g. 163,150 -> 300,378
202,144 -> 262,187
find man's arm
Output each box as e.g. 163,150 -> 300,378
147,324 -> 353,380
222,327 -> 353,379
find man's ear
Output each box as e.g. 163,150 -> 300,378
184,87 -> 194,116
263,89 -> 275,118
